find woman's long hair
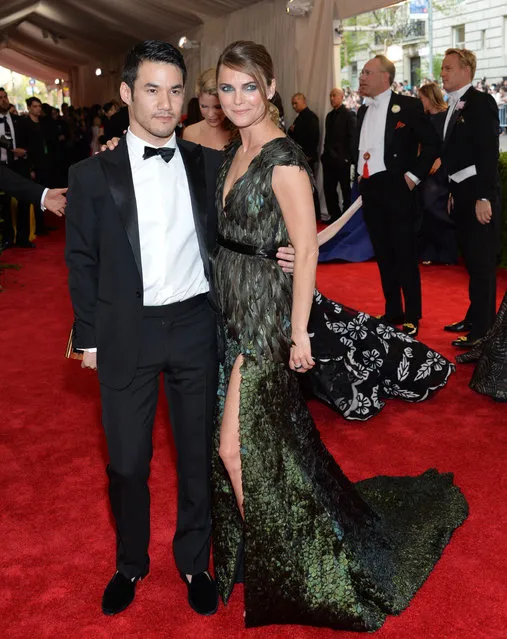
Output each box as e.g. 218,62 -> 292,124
419,82 -> 447,113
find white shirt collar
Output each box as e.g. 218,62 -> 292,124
126,127 -> 177,169
447,83 -> 472,104
364,88 -> 392,108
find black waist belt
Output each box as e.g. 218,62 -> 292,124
217,234 -> 278,260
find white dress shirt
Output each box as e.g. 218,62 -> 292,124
358,88 -> 392,179
0,111 -> 16,164
444,83 -> 477,184
359,89 -> 420,184
126,128 -> 209,306
444,83 -> 472,139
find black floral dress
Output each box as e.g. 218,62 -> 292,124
305,292 -> 454,420
211,137 -> 468,631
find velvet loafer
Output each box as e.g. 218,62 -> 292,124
180,571 -> 218,616
102,571 -> 145,615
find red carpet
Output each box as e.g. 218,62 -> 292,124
1,223 -> 506,639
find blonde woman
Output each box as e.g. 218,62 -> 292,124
418,82 -> 458,264
183,68 -> 232,150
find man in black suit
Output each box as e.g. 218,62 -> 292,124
288,93 -> 321,219
66,40 -> 223,618
357,55 -> 439,337
440,48 -> 500,348
288,93 -> 320,166
321,88 -> 357,222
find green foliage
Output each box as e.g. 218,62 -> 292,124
432,54 -> 443,82
499,151 -> 507,267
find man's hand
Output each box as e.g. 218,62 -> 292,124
81,351 -> 97,370
100,136 -> 122,152
404,174 -> 416,191
475,199 -> 492,225
276,245 -> 295,273
13,147 -> 27,158
44,188 -> 67,216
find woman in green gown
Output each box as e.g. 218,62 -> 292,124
211,40 -> 468,631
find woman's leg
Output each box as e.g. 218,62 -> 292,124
219,355 -> 244,518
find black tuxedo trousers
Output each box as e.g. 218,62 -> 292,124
360,172 -> 422,322
100,294 -> 218,579
451,178 -> 498,338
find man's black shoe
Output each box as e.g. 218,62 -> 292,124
375,314 -> 405,325
180,571 -> 218,616
444,319 -> 472,333
451,334 -> 483,349
102,571 -> 145,615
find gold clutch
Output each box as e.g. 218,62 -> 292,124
65,325 -> 84,360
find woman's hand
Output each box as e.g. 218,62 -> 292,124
289,331 -> 315,373
100,136 -> 121,152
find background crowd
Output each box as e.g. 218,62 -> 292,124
1,65 -> 505,269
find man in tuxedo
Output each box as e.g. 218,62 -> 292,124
66,40 -> 223,618
440,48 -> 500,347
288,93 -> 321,219
357,55 -> 439,336
321,88 -> 356,222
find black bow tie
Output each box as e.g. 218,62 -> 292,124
143,146 -> 175,163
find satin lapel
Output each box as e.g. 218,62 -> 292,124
444,86 -> 474,148
384,91 -> 398,154
100,137 -> 142,279
178,139 -> 210,279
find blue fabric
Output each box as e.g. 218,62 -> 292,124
318,187 -> 374,263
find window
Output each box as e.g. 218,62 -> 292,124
453,25 -> 465,49
504,17 -> 507,55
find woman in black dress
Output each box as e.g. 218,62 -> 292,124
211,40 -> 467,631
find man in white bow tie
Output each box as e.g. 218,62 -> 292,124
356,55 -> 439,337
440,48 -> 500,349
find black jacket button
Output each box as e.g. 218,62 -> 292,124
136,291 -> 142,298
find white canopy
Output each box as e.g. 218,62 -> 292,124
0,0 -> 399,116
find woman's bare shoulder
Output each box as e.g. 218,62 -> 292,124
182,121 -> 203,142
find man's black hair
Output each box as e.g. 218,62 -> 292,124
26,96 -> 42,107
122,40 -> 187,94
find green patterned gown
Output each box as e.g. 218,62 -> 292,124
211,137 -> 468,631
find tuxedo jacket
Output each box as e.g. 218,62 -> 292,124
65,136 -> 222,390
288,107 -> 320,165
323,105 -> 357,163
356,92 -> 439,181
0,164 -> 44,203
440,87 -> 499,202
